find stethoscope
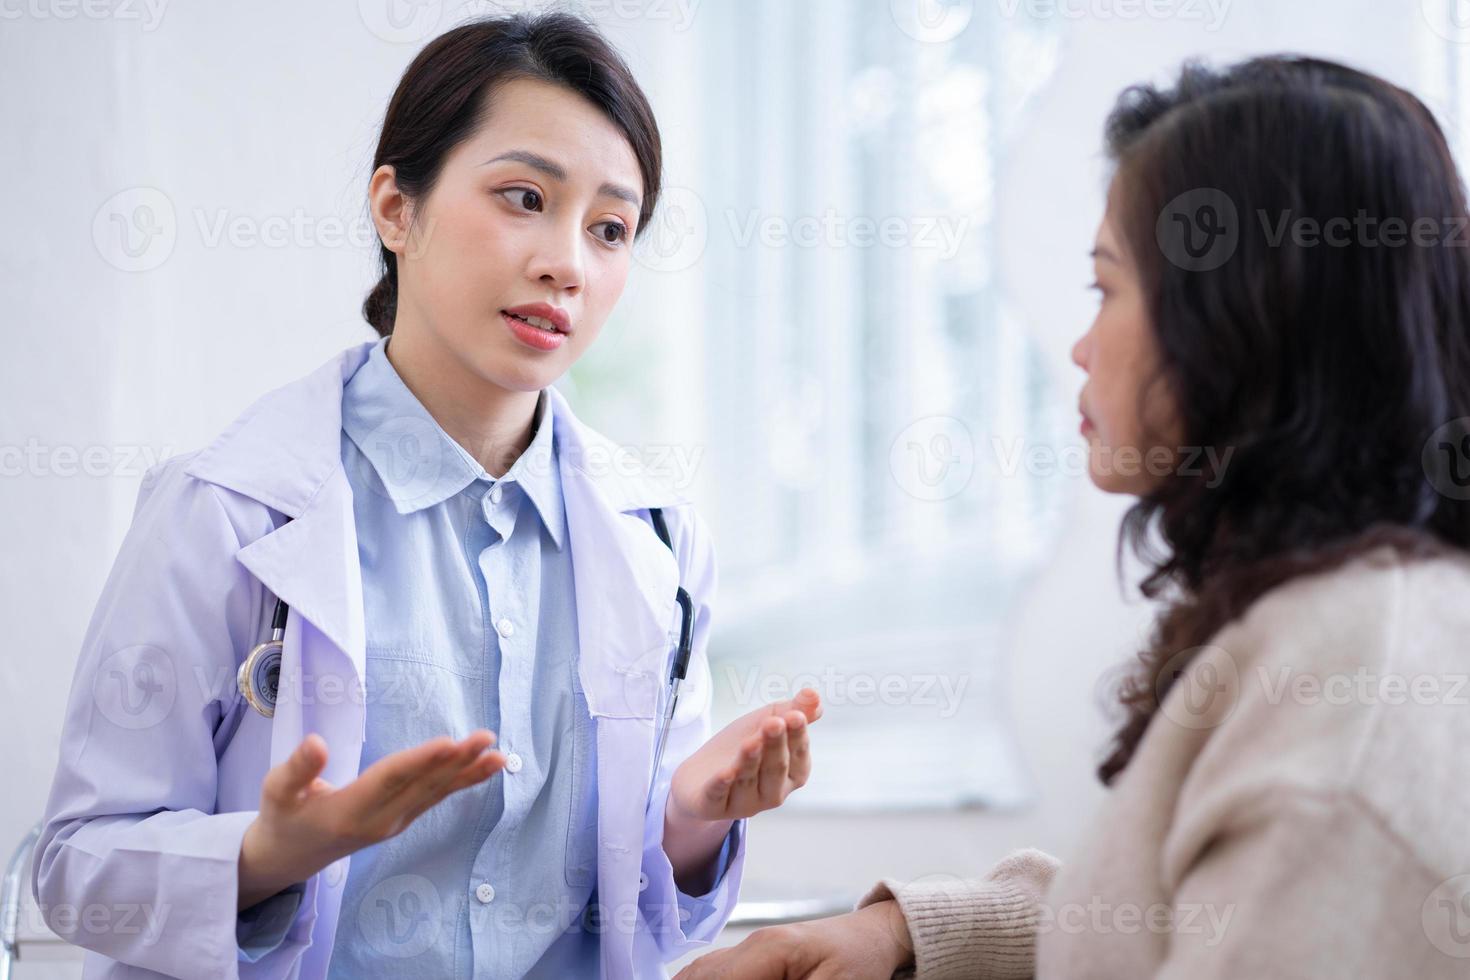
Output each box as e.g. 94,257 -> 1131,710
236,511 -> 697,806
237,594 -> 288,717
647,508 -> 695,807
237,517 -> 292,718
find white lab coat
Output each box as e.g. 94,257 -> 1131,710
33,339 -> 745,978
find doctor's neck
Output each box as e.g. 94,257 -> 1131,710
381,328 -> 539,480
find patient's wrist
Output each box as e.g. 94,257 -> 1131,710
867,899 -> 916,970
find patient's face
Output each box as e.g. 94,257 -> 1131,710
1071,189 -> 1182,495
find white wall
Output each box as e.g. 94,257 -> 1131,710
0,0 -> 1458,972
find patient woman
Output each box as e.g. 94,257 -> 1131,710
680,55 -> 1470,979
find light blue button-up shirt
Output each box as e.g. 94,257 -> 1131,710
324,334 -> 601,978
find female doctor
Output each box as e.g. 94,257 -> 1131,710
33,14 -> 821,980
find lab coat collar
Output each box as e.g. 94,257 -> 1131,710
187,339 -> 689,517
182,338 -> 689,659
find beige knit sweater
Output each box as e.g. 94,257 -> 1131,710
860,547 -> 1470,978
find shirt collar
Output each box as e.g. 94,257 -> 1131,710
494,385 -> 563,550
341,335 -> 564,549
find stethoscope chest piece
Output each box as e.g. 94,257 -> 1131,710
240,594 -> 290,718
238,638 -> 282,718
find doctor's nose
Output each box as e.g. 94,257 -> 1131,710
526,227 -> 585,296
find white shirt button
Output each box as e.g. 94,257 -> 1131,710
496,618 -> 515,638
475,882 -> 495,904
490,484 -> 504,505
504,752 -> 523,774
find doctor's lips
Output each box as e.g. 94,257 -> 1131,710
501,302 -> 572,352
502,303 -> 572,335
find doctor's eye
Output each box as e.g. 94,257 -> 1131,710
591,220 -> 628,247
498,187 -> 543,213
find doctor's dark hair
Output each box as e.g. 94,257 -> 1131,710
1096,56 -> 1470,785
361,13 -> 662,337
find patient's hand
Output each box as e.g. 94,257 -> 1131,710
669,688 -> 822,822
673,901 -> 914,980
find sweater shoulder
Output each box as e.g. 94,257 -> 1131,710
1160,547 -> 1470,881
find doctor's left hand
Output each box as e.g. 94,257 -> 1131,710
668,688 -> 823,822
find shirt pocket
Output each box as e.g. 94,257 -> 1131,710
359,652 -> 481,762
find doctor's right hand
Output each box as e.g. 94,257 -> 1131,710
238,730 -> 504,909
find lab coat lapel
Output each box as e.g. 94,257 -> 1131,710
548,386 -> 689,978
548,385 -> 685,717
185,341 -> 374,784
233,467 -> 367,779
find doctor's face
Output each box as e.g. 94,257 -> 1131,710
1071,190 -> 1182,495
370,76 -> 644,393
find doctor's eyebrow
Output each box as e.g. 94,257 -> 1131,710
481,149 -> 642,209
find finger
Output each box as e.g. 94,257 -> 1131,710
676,928 -> 811,980
388,731 -> 499,814
784,711 -> 812,789
358,734 -> 498,838
727,737 -> 763,814
671,950 -> 738,980
761,687 -> 823,724
672,945 -> 770,980
266,733 -> 329,807
703,767 -> 736,814
792,687 -> 822,722
348,731 -> 493,813
755,717 -> 789,803
407,749 -> 507,818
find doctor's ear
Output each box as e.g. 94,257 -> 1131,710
368,164 -> 416,258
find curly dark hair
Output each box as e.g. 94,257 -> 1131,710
1096,56 -> 1470,785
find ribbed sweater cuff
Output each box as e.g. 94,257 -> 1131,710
856,848 -> 1060,980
